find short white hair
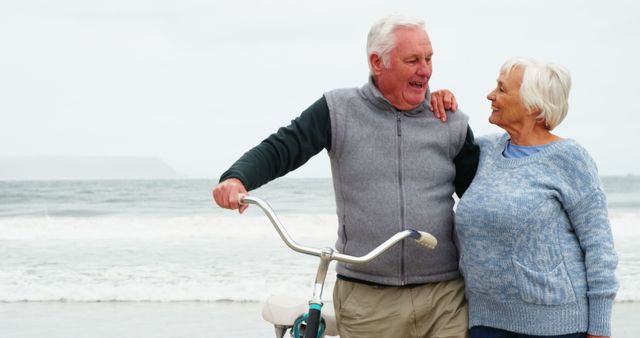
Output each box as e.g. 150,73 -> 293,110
367,14 -> 425,74
500,57 -> 572,130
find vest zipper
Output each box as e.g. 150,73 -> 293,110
396,113 -> 406,285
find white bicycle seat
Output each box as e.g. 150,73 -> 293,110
261,295 -> 338,336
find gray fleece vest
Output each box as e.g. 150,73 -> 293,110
324,79 -> 469,285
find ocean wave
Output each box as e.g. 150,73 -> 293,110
0,211 -> 638,303
610,211 -> 640,238
0,211 -> 636,241
0,265 -> 338,303
0,213 -> 339,241
0,248 -> 638,303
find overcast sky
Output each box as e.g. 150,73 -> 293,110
1,0 -> 638,178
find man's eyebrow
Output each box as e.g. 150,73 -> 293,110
404,53 -> 432,60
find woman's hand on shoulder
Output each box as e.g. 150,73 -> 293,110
429,89 -> 458,122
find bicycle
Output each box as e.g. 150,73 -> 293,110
238,194 -> 438,338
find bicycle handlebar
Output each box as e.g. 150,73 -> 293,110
238,194 -> 437,264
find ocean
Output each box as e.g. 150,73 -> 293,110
0,177 -> 638,305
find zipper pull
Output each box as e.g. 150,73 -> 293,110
396,115 -> 401,136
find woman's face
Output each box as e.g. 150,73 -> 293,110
486,66 -> 529,130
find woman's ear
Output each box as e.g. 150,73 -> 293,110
527,104 -> 542,117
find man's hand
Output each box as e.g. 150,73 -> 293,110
429,89 -> 458,122
587,335 -> 608,338
212,178 -> 249,213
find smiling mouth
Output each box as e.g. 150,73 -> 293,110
409,81 -> 426,89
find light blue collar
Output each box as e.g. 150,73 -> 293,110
502,139 -> 557,158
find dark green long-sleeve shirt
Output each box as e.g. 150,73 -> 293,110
220,96 -> 479,197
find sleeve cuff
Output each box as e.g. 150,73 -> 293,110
219,172 -> 250,189
588,296 -> 615,336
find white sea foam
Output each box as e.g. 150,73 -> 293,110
0,213 -> 340,302
0,213 -> 339,241
0,211 -> 638,303
610,211 -> 640,238
611,212 -> 640,302
0,237 -> 337,302
603,211 -> 640,302
0,267 -> 334,303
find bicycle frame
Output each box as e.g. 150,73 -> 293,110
239,194 -> 437,338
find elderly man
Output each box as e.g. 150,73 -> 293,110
214,15 -> 479,338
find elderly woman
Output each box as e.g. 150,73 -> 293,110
455,57 -> 618,338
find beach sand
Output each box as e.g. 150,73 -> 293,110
0,301 -> 638,337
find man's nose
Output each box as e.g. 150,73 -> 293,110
416,60 -> 431,77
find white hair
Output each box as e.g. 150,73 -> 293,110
500,57 -> 572,130
367,14 -> 425,74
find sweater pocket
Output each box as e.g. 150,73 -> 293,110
513,259 -> 576,305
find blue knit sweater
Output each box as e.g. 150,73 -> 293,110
455,133 -> 618,336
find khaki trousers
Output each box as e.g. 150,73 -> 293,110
333,278 -> 468,338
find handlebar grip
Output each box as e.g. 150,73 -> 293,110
237,193 -> 248,206
408,230 -> 438,249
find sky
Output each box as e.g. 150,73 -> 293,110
1,0 -> 638,178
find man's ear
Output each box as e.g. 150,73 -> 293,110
370,53 -> 384,76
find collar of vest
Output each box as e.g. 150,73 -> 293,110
362,77 -> 432,116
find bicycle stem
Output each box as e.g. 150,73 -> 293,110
311,247 -> 333,305
237,194 -> 437,338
